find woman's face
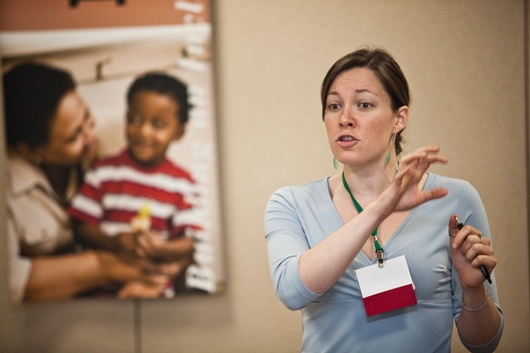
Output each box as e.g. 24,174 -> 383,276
324,67 -> 407,169
34,91 -> 97,167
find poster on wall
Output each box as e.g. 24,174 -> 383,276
0,0 -> 224,303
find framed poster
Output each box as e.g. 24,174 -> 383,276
1,0 -> 224,302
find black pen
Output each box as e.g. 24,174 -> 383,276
455,217 -> 492,284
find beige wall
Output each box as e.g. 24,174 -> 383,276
1,0 -> 529,352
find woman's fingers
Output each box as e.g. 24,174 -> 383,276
448,215 -> 497,286
400,146 -> 448,171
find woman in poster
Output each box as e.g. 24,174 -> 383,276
4,62 -> 170,302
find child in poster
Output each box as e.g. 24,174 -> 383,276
69,72 -> 201,298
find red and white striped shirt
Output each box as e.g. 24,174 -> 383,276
68,149 -> 201,240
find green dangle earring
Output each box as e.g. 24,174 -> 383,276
333,157 -> 340,170
385,134 -> 396,166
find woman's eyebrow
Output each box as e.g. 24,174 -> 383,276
327,89 -> 375,97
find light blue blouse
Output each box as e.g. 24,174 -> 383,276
265,174 -> 503,353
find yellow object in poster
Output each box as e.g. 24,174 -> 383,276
131,203 -> 151,232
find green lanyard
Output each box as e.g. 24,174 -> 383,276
342,171 -> 384,267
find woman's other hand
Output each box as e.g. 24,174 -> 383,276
96,251 -> 168,287
448,214 -> 496,289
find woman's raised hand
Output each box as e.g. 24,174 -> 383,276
378,146 -> 449,216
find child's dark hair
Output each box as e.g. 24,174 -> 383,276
127,72 -> 190,125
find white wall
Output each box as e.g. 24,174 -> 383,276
0,1 -> 529,352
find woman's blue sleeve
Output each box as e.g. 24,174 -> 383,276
264,188 -> 320,310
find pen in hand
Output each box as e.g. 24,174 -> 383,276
455,217 -> 492,284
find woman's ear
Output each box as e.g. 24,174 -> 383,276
15,142 -> 41,164
393,105 -> 409,133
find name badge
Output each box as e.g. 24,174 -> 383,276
356,255 -> 417,317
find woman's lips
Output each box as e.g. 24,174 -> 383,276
337,135 -> 358,147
